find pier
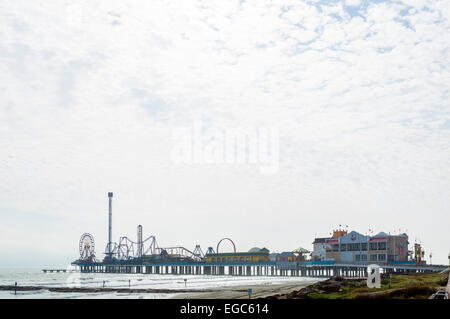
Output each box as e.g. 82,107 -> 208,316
0,285 -> 213,294
42,269 -> 78,273
68,193 -> 447,280
70,261 -> 448,278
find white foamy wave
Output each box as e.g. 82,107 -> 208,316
0,268 -> 318,299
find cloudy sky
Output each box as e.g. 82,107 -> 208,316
0,0 -> 449,267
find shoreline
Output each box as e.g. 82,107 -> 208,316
0,285 -> 215,294
264,272 -> 449,299
0,278 -> 323,298
172,279 -> 323,299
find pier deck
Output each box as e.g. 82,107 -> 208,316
67,261 -> 448,278
42,269 -> 78,273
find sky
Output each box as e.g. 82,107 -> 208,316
0,0 -> 449,267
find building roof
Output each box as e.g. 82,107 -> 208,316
372,232 -> 389,238
279,251 -> 295,257
317,230 -> 410,244
332,230 -> 347,238
312,237 -> 329,244
293,247 -> 310,254
340,231 -> 369,243
205,251 -> 269,257
249,247 -> 269,253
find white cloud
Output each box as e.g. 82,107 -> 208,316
344,0 -> 361,7
0,0 -> 449,265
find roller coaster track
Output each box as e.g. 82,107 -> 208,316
106,235 -> 205,262
107,236 -> 158,261
155,246 -> 204,262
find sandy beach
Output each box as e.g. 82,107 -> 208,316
172,279 -> 322,299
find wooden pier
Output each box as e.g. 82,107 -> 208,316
42,269 -> 78,273
69,262 -> 447,278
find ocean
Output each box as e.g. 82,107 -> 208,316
0,268 -> 315,299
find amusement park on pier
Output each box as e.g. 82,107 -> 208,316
69,193 -> 448,277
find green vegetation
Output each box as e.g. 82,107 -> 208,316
305,273 -> 448,299
236,289 -> 248,293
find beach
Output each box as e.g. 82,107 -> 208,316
173,279 -> 321,299
0,268 -> 322,299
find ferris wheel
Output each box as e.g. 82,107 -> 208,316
79,233 -> 96,260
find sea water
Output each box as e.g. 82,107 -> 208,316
0,268 -> 316,299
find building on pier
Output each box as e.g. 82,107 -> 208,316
311,237 -> 328,261
205,248 -> 270,263
312,230 -> 410,264
413,243 -> 425,264
311,229 -> 347,262
276,252 -> 297,262
70,193 -> 442,277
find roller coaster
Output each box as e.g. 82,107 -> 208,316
72,193 -> 213,265
99,231 -> 205,263
106,234 -> 158,261
76,228 -> 233,265
70,193 -> 448,279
